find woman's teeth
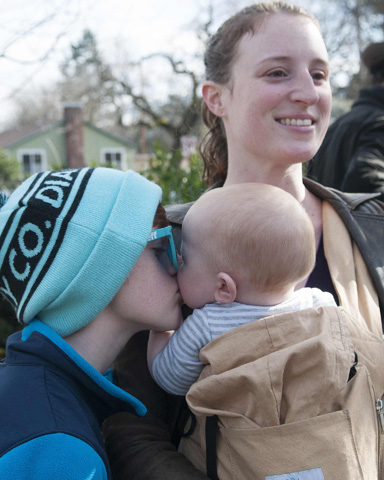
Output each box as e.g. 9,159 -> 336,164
278,118 -> 313,126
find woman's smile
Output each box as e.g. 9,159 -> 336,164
218,13 -> 331,171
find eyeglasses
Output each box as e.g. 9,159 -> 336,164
148,226 -> 178,271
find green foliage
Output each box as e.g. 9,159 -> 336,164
89,160 -> 118,169
140,142 -> 207,205
0,150 -> 21,191
0,150 -> 22,351
0,298 -> 19,354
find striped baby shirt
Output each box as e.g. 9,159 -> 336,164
152,287 -> 336,395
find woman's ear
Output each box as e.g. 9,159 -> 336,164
214,272 -> 237,304
202,81 -> 226,118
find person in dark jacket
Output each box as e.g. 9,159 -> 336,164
0,167 -> 183,479
102,3 -> 384,480
307,41 -> 384,194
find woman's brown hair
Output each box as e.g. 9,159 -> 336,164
200,2 -> 320,185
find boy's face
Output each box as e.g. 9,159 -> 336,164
177,215 -> 217,309
108,224 -> 183,331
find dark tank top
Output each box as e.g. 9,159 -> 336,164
306,235 -> 339,305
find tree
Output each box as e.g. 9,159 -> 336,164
0,150 -> 21,191
140,143 -> 207,205
0,300 -> 19,356
8,87 -> 62,128
309,0 -> 384,95
109,2 -> 225,152
3,0 -> 383,144
0,150 -> 20,352
116,54 -> 203,151
60,30 -> 123,128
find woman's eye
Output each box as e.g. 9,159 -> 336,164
312,71 -> 327,82
267,69 -> 286,78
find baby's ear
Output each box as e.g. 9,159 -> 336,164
214,272 -> 237,304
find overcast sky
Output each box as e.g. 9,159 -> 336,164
0,0 -> 310,130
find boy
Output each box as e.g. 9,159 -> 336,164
148,183 -> 337,396
0,167 -> 182,479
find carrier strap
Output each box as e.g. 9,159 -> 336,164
205,415 -> 219,480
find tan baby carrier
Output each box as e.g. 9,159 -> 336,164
179,203 -> 384,480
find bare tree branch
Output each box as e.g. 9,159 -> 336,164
0,12 -> 59,58
1,30 -> 67,65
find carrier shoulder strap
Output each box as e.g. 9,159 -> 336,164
205,415 -> 219,480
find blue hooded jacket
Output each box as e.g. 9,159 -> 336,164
0,320 -> 146,479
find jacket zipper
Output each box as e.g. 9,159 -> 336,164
376,397 -> 384,478
376,399 -> 384,434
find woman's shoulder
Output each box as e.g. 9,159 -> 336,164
165,182 -> 224,227
164,202 -> 194,250
305,177 -> 384,317
165,202 -> 194,226
304,177 -> 384,216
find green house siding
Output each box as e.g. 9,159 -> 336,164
84,125 -> 135,170
7,124 -> 67,170
3,122 -> 135,173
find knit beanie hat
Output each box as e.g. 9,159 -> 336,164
0,167 -> 162,337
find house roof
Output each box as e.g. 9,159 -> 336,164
84,122 -> 134,148
0,120 -> 134,149
0,123 -> 56,148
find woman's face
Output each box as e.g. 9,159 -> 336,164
219,13 -> 332,169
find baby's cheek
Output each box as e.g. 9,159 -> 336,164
176,270 -> 186,292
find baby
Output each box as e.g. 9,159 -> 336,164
147,183 -> 336,395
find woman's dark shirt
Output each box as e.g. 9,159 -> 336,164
306,235 -> 339,304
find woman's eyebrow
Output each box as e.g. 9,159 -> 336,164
257,55 -> 329,68
260,55 -> 290,63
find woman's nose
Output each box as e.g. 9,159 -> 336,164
289,73 -> 320,105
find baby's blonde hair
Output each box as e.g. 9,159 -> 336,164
186,184 -> 315,293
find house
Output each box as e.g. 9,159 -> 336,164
0,103 -> 136,174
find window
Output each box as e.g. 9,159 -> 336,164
17,149 -> 47,174
101,148 -> 125,170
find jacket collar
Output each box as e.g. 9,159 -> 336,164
166,178 -> 384,317
6,320 -> 147,419
353,86 -> 384,110
166,178 -> 381,226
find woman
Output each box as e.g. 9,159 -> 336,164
103,3 -> 384,479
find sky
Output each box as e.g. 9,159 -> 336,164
0,0 -> 310,130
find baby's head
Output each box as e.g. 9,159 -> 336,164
178,183 -> 315,308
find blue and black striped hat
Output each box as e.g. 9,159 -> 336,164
0,167 -> 161,336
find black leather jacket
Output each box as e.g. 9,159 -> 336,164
166,178 -> 384,322
307,87 -> 384,196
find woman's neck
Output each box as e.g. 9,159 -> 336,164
224,161 -> 306,202
224,158 -> 323,286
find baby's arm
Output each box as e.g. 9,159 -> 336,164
147,309 -> 211,396
147,330 -> 174,376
